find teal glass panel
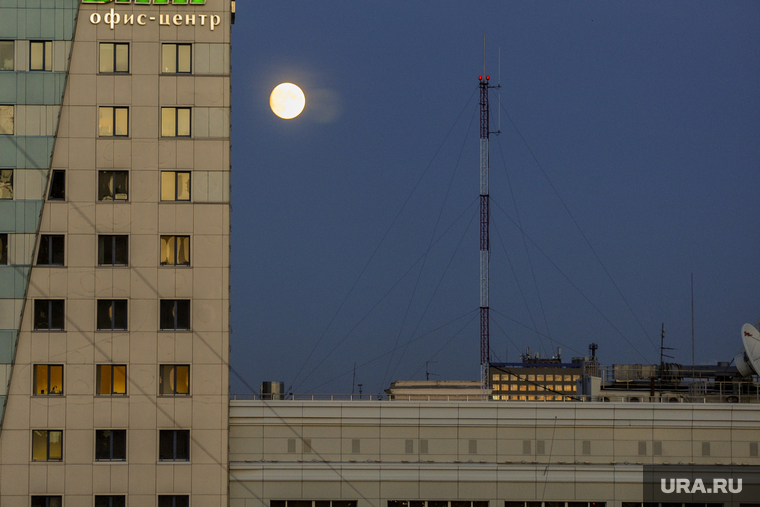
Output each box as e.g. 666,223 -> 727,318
0,201 -> 15,230
0,8 -> 17,39
0,267 -> 28,299
0,75 -> 16,103
0,138 -> 15,167
0,331 -> 15,363
25,8 -> 41,39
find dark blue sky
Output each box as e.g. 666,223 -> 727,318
229,1 -> 760,395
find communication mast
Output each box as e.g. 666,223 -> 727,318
479,72 -> 490,388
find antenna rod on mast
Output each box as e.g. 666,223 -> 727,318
479,65 -> 490,389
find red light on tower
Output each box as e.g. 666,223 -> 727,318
478,75 -> 482,80
486,75 -> 489,80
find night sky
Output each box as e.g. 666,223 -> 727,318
229,2 -> 760,395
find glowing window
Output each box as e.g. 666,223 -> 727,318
161,107 -> 191,137
99,107 -> 128,136
100,42 -> 129,73
162,43 -> 191,74
34,365 -> 63,395
32,430 -> 62,461
159,364 -> 190,395
96,364 -> 127,395
161,171 -> 191,201
160,236 -> 190,266
0,169 -> 12,199
30,41 -> 52,71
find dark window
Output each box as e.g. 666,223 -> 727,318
159,430 -> 190,461
98,235 -> 128,266
0,233 -> 7,264
159,497 -> 189,507
32,430 -> 62,461
0,169 -> 12,198
161,107 -> 191,137
98,171 -> 129,201
161,171 -> 191,201
160,236 -> 190,265
96,364 -> 127,395
160,300 -> 190,330
0,40 -> 13,71
97,300 -> 128,330
159,364 -> 190,395
31,497 -> 62,507
30,41 -> 52,71
95,429 -> 126,461
34,300 -> 65,330
99,106 -> 128,137
48,170 -> 65,200
33,364 -> 63,395
162,43 -> 191,74
100,42 -> 129,73
37,235 -> 64,265
95,497 -> 126,507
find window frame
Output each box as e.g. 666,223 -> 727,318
48,170 -> 65,201
159,364 -> 190,396
161,171 -> 191,201
95,429 -> 127,461
158,429 -> 190,461
158,496 -> 189,507
95,497 -> 126,507
33,299 -> 65,331
98,106 -> 129,137
29,41 -> 53,71
0,40 -> 14,71
159,300 -> 191,330
97,170 -> 129,201
97,235 -> 129,266
0,104 -> 13,135
160,235 -> 190,266
161,107 -> 191,137
96,364 -> 127,396
161,43 -> 192,74
99,42 -> 130,74
36,234 -> 65,266
97,300 -> 128,331
31,430 -> 63,461
31,497 -> 62,507
33,364 -> 64,396
0,168 -> 12,199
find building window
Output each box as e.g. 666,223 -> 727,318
31,497 -> 62,507
30,41 -> 52,71
98,170 -> 129,201
161,171 -> 191,201
351,439 -> 360,454
287,438 -> 296,453
32,430 -> 62,461
273,503 -> 358,507
303,438 -> 312,453
34,300 -> 65,330
97,300 -> 128,330
160,236 -> 190,266
162,43 -> 191,74
95,496 -> 126,507
638,441 -> 647,456
159,364 -> 190,395
37,235 -> 64,265
99,106 -> 128,137
653,440 -> 663,456
0,169 -> 12,198
158,496 -> 189,507
98,235 -> 128,266
0,233 -> 7,265
751,442 -> 759,458
48,170 -> 65,200
582,440 -> 592,455
0,40 -> 13,71
404,439 -> 413,454
702,441 -> 711,457
100,42 -> 129,73
34,365 -> 64,395
161,107 -> 191,137
95,429 -> 127,461
522,440 -> 531,455
96,364 -> 127,395
0,105 -> 13,134
159,429 -> 190,461
160,300 -> 191,330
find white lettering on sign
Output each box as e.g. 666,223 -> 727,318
90,9 -> 221,30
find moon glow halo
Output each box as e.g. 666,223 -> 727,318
270,83 -> 306,119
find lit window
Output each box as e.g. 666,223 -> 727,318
99,42 -> 129,73
99,106 -> 128,136
31,497 -> 62,507
159,429 -> 190,460
162,43 -> 191,74
160,236 -> 190,266
519,385 -> 526,391
98,170 -> 129,201
98,235 -> 128,266
48,170 -> 65,200
492,374 -> 499,382
159,364 -> 190,395
564,375 -> 572,381
161,107 -> 191,137
37,235 -> 64,265
97,300 -> 128,330
0,169 -> 11,199
34,365 -> 64,395
528,385 -> 535,391
158,496 -> 189,507
34,300 -> 65,330
161,171 -> 191,201
32,430 -> 62,461
0,105 -> 13,134
0,234 -> 7,265
536,375 -> 544,381
96,364 -> 127,395
95,497 -> 126,507
0,41 -> 13,71
30,41 -> 52,71
160,300 -> 191,330
527,375 -> 535,381
95,429 -> 127,461
545,374 -> 553,381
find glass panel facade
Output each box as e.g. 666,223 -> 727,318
0,40 -> 13,70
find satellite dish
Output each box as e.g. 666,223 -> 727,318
734,324 -> 760,377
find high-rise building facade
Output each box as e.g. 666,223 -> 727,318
0,2 -> 232,506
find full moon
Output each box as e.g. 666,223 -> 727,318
270,83 -> 305,119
